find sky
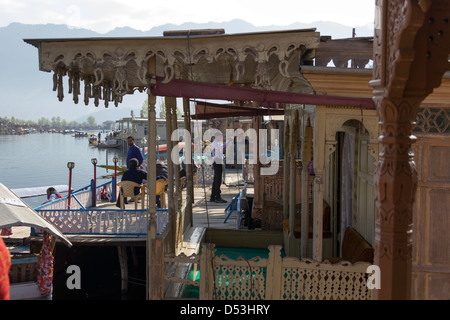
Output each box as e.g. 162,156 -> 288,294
0,0 -> 376,123
0,0 -> 375,34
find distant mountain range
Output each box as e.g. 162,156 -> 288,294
0,20 -> 373,124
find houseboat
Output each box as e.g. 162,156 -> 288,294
22,5 -> 450,301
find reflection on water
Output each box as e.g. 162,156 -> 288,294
0,131 -> 128,208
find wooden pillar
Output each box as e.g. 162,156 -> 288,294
312,107 -> 326,261
199,243 -> 215,300
370,0 -> 450,299
283,117 -> 290,222
165,96 -> 176,253
171,99 -> 182,246
146,56 -> 158,300
252,116 -> 263,218
266,245 -> 283,300
150,238 -> 164,300
310,104 -> 336,263
288,113 -> 299,257
183,98 -> 193,226
301,119 -> 313,259
372,96 -> 419,300
117,245 -> 128,295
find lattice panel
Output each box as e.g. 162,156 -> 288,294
88,210 -> 149,234
38,210 -> 89,233
36,209 -> 169,235
281,263 -> 371,300
414,107 -> 450,134
212,255 -> 267,300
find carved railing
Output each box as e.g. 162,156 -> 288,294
160,244 -> 373,300
281,257 -> 372,300
163,252 -> 201,291
34,208 -> 169,236
212,250 -> 267,300
313,36 -> 373,69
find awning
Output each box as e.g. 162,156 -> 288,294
0,183 -> 72,247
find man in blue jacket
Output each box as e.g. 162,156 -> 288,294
126,136 -> 144,169
116,158 -> 147,207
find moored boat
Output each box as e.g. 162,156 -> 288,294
74,131 -> 88,137
88,134 -> 97,145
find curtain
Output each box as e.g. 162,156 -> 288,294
0,237 -> 11,300
37,232 -> 54,297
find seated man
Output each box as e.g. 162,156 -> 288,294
116,158 -> 147,207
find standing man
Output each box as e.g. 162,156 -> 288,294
126,136 -> 144,169
210,135 -> 230,203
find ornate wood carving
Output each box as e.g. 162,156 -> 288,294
29,30 -> 320,108
370,0 -> 450,300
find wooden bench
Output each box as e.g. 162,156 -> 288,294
326,226 -> 374,264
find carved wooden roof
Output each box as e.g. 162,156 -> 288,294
24,29 -> 320,108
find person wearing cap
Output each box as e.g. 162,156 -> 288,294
116,158 -> 147,207
126,136 -> 144,169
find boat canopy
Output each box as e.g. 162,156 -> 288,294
0,183 -> 72,247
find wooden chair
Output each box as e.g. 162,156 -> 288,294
156,178 -> 168,208
117,181 -> 145,210
193,171 -> 198,188
325,227 -> 374,264
179,176 -> 187,190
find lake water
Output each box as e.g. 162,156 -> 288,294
0,131 -> 128,208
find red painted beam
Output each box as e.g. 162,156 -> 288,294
192,110 -> 284,120
150,77 -> 375,109
193,100 -> 284,119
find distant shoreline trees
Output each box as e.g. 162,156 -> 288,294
0,115 -> 99,130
